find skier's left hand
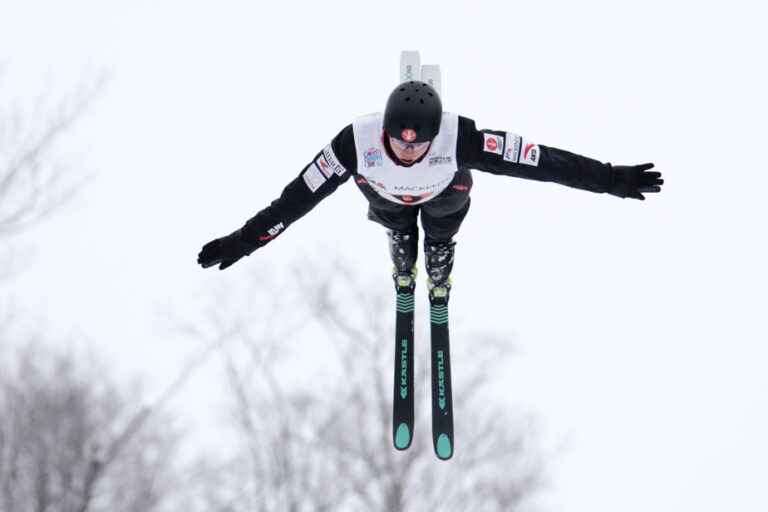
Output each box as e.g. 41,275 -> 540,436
609,163 -> 664,200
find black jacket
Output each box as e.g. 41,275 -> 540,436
239,115 -> 613,248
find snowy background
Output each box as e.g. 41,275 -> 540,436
2,0 -> 767,510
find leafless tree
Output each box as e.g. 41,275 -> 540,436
190,257 -> 547,512
0,68 -> 105,278
0,338 -> 183,512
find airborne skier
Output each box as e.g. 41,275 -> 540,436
197,81 -> 662,274
197,80 -> 664,459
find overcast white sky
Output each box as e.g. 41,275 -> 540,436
2,0 -> 767,510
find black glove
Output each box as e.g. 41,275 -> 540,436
197,229 -> 256,270
609,163 -> 664,200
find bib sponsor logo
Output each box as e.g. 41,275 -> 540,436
367,179 -> 387,191
364,147 -> 383,168
520,140 -> 540,167
388,191 -> 436,205
322,144 -> 348,176
393,176 -> 452,193
396,192 -> 434,203
504,133 -> 522,163
302,164 -> 326,192
428,155 -> 452,166
483,133 -> 504,155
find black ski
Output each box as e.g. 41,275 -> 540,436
392,271 -> 416,450
429,283 -> 454,460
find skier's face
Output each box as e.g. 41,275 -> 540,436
389,136 -> 431,164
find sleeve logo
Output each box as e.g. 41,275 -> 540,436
520,139 -> 540,167
503,133 -> 522,163
315,154 -> 334,178
322,144 -> 348,176
258,222 -> 285,241
483,133 -> 504,155
302,163 -> 326,192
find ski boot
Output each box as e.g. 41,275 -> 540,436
424,238 -> 455,305
388,229 -> 418,292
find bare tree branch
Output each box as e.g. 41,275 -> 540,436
187,256 -> 547,512
0,73 -> 106,238
0,338 -> 182,512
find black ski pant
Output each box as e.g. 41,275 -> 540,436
355,169 -> 473,242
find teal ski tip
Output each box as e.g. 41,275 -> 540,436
436,434 -> 453,460
395,423 -> 412,449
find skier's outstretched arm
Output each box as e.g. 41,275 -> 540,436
198,125 -> 357,270
456,116 -> 663,199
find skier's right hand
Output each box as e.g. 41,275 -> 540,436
197,230 -> 255,270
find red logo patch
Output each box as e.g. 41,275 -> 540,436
524,143 -> 536,159
401,129 -> 417,142
486,138 -> 498,151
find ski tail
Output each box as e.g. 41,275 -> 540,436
420,64 -> 442,97
399,51 -> 421,83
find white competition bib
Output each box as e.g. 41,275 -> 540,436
352,112 -> 459,205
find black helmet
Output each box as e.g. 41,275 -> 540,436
383,81 -> 442,143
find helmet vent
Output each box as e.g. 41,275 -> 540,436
384,81 -> 442,143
